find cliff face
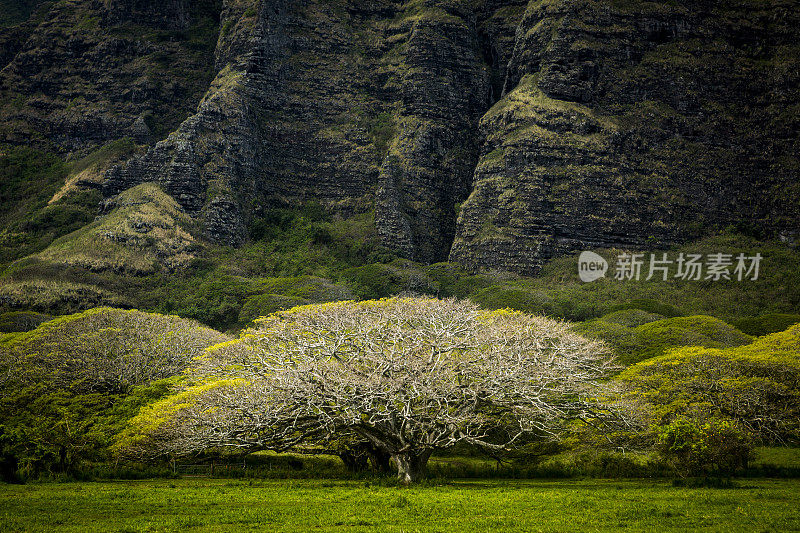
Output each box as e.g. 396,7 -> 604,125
1,0 -> 798,273
103,0 -> 527,258
0,0 -> 222,151
450,0 -> 800,273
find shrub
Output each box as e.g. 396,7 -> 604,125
578,314 -> 752,366
629,315 -> 752,362
470,287 -> 553,315
609,299 -> 683,318
619,324 -> 800,445
657,419 -> 752,478
342,262 -> 435,300
238,293 -> 309,324
734,313 -> 800,337
597,309 -> 665,327
0,308 -> 229,479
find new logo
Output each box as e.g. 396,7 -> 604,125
578,251 -> 608,283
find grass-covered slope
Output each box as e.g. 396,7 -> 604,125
0,183 -> 205,316
0,310 -> 52,333
0,0 -> 45,27
35,183 -> 201,274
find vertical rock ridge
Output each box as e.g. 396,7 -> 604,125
451,0 -> 800,274
101,0 -> 528,254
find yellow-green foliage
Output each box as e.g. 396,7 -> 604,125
0,306 -> 229,392
619,324 -> 800,444
35,183 -> 201,274
0,307 -> 230,477
576,314 -> 752,366
656,418 -> 752,477
112,378 -> 245,460
732,323 -> 800,366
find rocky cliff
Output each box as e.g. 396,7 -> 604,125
1,0 -> 798,274
102,0 -> 528,259
450,0 -> 800,273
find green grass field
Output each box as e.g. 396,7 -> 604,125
2,478 -> 799,532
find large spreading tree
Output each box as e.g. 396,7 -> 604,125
619,323 -> 800,445
119,298 -> 620,483
0,307 -> 228,479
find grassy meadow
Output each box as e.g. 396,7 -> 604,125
1,478 -> 799,532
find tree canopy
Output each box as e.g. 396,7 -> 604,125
118,297 -> 620,483
0,307 -> 229,479
620,324 -> 800,445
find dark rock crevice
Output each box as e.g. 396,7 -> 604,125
100,0 -> 529,257
0,0 -> 222,152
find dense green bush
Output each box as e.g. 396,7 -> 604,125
493,234 -> 800,322
238,294 -> 310,324
657,419 -> 752,478
0,311 -> 51,332
629,316 -> 752,361
470,287 -> 555,316
342,264 -> 410,299
619,324 -> 800,445
734,313 -> 800,337
0,308 -> 229,480
242,206 -> 394,278
608,299 -> 683,318
577,314 -> 752,366
594,309 -> 665,327
342,261 -> 436,300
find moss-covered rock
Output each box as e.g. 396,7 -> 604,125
451,0 -> 800,274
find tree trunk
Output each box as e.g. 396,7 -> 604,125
367,446 -> 392,474
392,450 -> 432,484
